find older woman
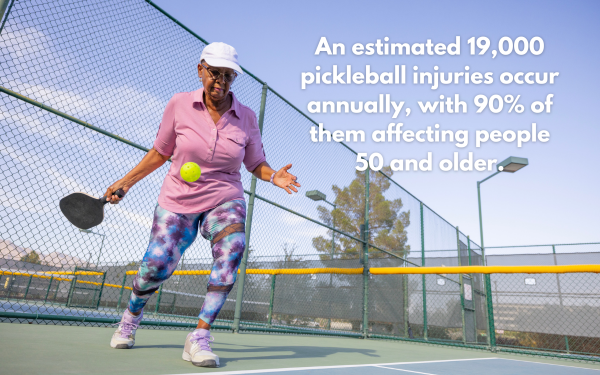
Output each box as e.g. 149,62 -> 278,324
105,42 -> 300,368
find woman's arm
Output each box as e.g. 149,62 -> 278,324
104,148 -> 170,203
252,161 -> 301,194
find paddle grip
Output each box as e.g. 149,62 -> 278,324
102,188 -> 125,204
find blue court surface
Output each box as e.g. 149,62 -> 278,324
171,359 -> 600,375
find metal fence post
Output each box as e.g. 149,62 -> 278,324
44,277 -> 53,303
95,271 -> 107,309
403,256 -> 409,338
457,227 -> 467,344
52,281 -> 60,302
232,83 -> 268,333
0,0 -> 14,36
362,168 -> 370,339
23,275 -> 33,299
117,272 -> 127,311
552,245 -> 564,307
485,273 -> 496,350
154,284 -> 163,314
267,274 -> 276,327
420,202 -> 427,341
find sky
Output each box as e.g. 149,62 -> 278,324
152,0 -> 600,250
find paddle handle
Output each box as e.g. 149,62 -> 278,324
101,188 -> 125,205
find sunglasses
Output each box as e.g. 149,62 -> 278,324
201,63 -> 237,83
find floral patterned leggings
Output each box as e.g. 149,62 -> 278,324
127,199 -> 246,325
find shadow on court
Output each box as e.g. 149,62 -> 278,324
216,343 -> 380,366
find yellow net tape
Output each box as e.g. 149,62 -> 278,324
370,265 -> 600,275
0,271 -> 142,293
125,267 -> 364,276
123,265 -> 600,276
0,270 -> 104,276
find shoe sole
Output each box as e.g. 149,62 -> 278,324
110,339 -> 134,349
192,360 -> 217,368
182,352 -> 218,368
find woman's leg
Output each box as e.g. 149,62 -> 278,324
196,199 -> 247,327
128,204 -> 201,314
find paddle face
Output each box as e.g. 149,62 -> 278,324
59,189 -> 123,230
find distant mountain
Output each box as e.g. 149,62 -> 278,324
0,238 -> 90,268
0,239 -> 29,260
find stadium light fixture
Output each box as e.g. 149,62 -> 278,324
477,156 -> 529,263
79,229 -> 106,269
306,189 -> 337,330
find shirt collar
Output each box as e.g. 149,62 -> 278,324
193,88 -> 241,119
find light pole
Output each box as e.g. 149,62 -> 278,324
477,156 -> 528,350
306,190 -> 336,330
477,156 -> 528,263
80,229 -> 106,269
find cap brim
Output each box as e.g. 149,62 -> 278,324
203,57 -> 243,75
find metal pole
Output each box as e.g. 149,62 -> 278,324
44,277 -> 53,303
552,245 -> 564,307
267,274 -> 276,327
23,275 -> 33,299
420,202 -> 427,341
403,261 -> 409,338
467,235 -> 472,266
0,0 -> 10,21
565,336 -> 570,354
362,169 -> 370,339
467,235 -> 478,342
485,273 -> 496,350
96,271 -> 107,309
232,82 -> 268,333
0,0 -> 14,36
53,281 -> 60,301
477,181 -> 485,264
477,170 -> 499,266
95,234 -> 105,268
328,203 -> 336,331
117,272 -> 127,311
154,284 -> 163,314
457,227 -> 467,344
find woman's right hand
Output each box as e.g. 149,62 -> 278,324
104,180 -> 131,204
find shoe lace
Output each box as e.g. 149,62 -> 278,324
113,321 -> 139,338
191,332 -> 214,352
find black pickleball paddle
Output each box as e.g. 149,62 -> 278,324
59,189 -> 124,230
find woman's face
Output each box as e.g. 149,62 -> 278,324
198,62 -> 236,103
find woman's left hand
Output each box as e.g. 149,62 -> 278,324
273,164 -> 301,194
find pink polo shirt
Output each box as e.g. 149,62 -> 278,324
153,89 -> 266,214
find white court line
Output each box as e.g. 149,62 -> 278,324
164,357 -> 498,375
375,365 -> 437,375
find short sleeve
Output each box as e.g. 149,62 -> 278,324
243,113 -> 267,172
153,95 -> 178,156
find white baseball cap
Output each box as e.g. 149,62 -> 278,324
200,42 -> 243,75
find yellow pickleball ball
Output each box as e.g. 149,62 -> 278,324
180,162 -> 201,182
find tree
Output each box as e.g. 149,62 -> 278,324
281,242 -> 302,264
20,250 -> 42,264
312,167 -> 410,260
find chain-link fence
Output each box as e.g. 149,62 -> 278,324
1,0 -> 599,363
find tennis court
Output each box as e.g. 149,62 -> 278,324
1,323 -> 599,375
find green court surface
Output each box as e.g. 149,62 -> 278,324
1,323 -> 600,375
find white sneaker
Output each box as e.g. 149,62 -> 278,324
182,329 -> 219,367
110,310 -> 142,349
